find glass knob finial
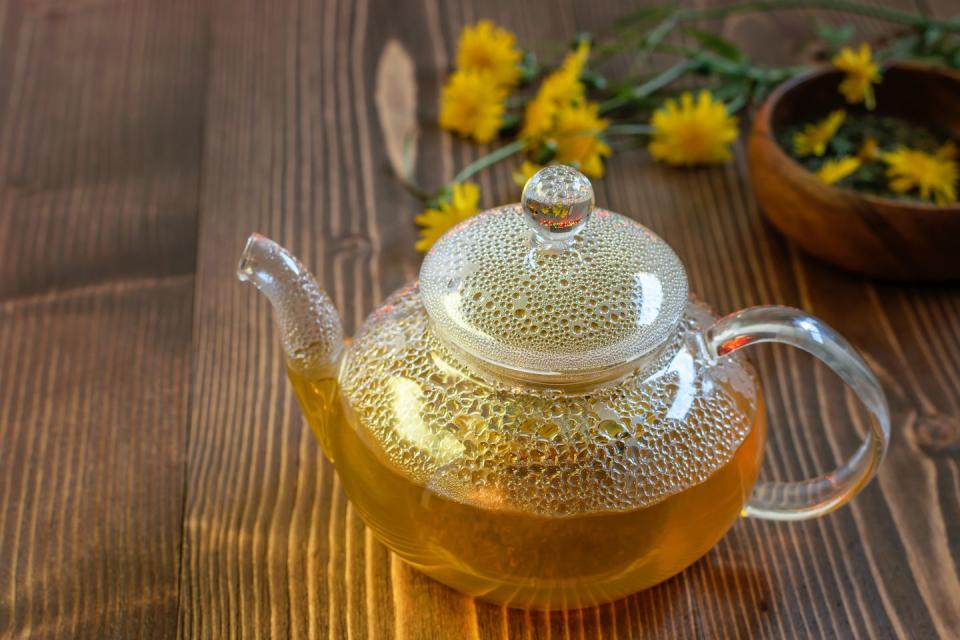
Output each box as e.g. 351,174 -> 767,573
521,165 -> 595,243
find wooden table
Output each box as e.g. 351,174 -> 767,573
2,0 -> 959,637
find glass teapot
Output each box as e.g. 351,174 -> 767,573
238,165 -> 889,610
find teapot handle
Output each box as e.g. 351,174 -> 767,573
705,306 -> 890,521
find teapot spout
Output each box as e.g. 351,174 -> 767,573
237,234 -> 344,376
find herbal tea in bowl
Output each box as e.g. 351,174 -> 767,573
748,62 -> 960,281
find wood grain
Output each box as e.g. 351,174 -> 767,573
0,0 -> 206,638
0,0 -> 958,638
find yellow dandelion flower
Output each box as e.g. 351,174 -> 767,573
882,146 -> 958,204
558,40 -> 590,80
512,160 -> 543,187
858,136 -> 880,161
439,70 -> 506,143
520,42 -> 590,140
793,110 -> 846,157
817,156 -> 861,185
833,44 -> 882,110
648,91 -> 739,167
521,93 -> 559,140
551,101 -> 612,177
537,41 -> 590,107
456,20 -> 522,88
415,182 -> 481,252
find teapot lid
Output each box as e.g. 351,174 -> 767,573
420,165 -> 688,386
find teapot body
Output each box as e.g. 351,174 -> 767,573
240,167 -> 888,610
287,282 -> 765,609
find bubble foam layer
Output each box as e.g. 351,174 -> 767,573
419,206 -> 689,378
341,283 -> 758,517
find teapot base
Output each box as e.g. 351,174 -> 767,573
288,367 -> 766,610
389,415 -> 762,610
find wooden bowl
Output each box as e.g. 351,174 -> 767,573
748,62 -> 960,281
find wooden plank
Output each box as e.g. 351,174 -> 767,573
179,0 -> 405,635
181,0 -> 960,637
0,0 -> 206,638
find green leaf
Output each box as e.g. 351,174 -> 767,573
426,185 -> 453,210
613,6 -> 675,31
828,135 -> 855,157
683,27 -> 746,62
888,34 -> 919,59
581,70 -> 607,91
518,50 -> 539,84
641,15 -> 679,50
724,92 -> 749,114
816,22 -> 854,54
750,83 -> 770,108
535,140 -> 557,165
498,113 -> 520,133
712,80 -> 747,100
713,79 -> 751,113
572,32 -> 592,49
950,47 -> 960,69
633,60 -> 696,99
921,26 -> 944,51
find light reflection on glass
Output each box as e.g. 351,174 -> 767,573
389,376 -> 464,463
645,346 -> 698,422
633,272 -> 664,326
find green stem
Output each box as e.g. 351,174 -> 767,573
674,0 -> 954,29
605,123 -> 654,136
430,0 -> 956,202
603,1 -> 960,66
653,41 -> 810,85
600,59 -> 697,113
396,175 -> 431,201
723,92 -> 750,115
626,14 -> 680,76
452,138 -> 528,184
